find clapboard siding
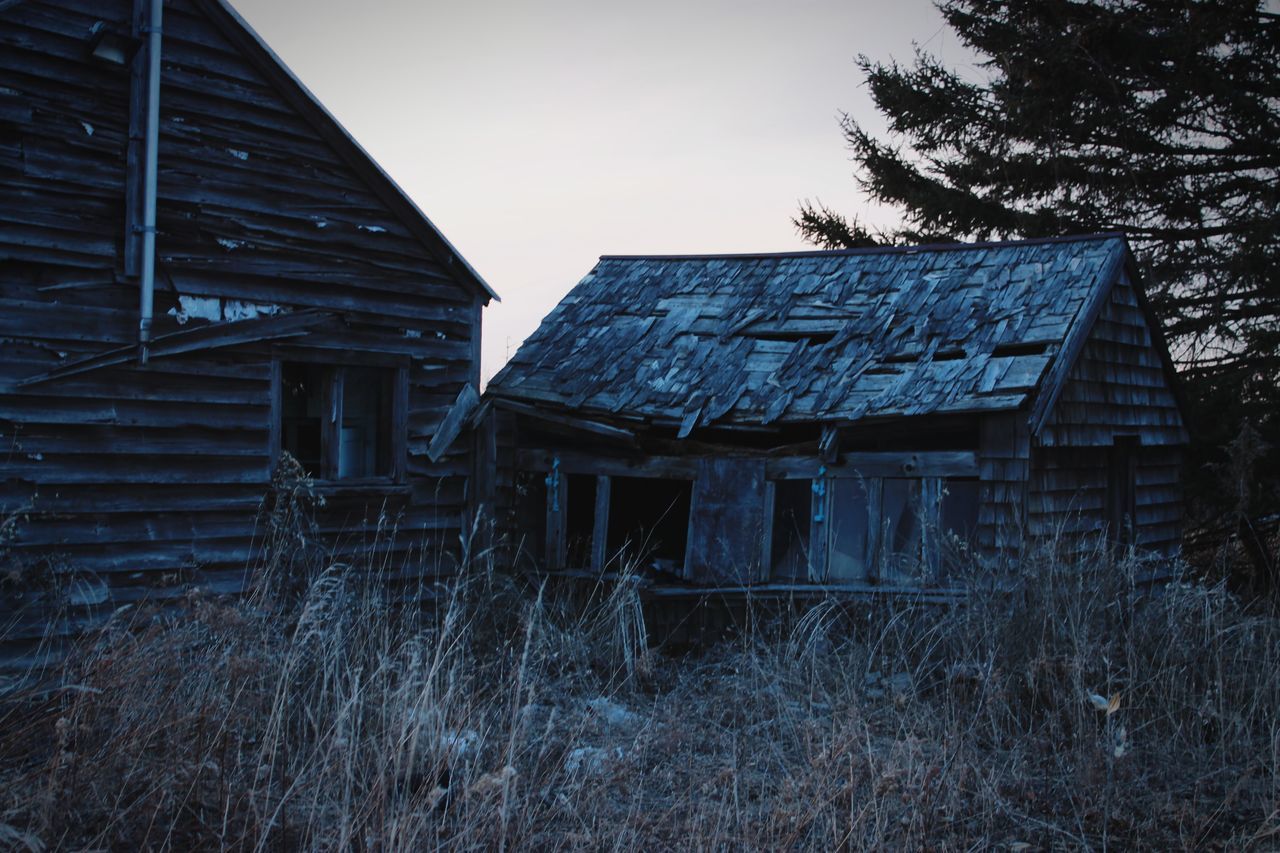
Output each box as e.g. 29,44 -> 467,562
1030,275 -> 1185,555
0,0 -> 490,651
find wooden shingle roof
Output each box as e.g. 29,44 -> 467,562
489,234 -> 1134,434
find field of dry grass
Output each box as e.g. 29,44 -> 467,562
1,531 -> 1278,850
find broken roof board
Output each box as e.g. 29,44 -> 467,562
490,235 -> 1136,431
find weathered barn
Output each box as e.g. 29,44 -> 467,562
485,235 -> 1187,599
0,0 -> 494,649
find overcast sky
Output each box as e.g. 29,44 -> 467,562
231,0 -> 956,381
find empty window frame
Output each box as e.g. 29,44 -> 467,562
564,473 -> 598,569
772,472 -> 982,585
828,477 -> 874,582
879,478 -> 925,582
937,478 -> 980,574
605,476 -> 692,575
277,362 -> 405,482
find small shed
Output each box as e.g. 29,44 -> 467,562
485,235 -> 1187,596
0,0 -> 493,651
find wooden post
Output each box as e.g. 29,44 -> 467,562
760,479 -> 776,582
808,465 -> 829,582
544,457 -> 565,570
322,367 -> 343,480
267,359 -> 281,474
591,475 -> 611,572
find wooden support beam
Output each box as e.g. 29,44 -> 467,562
545,460 -> 566,570
760,480 -> 776,582
517,449 -> 699,480
819,424 -> 839,463
767,451 -> 978,480
492,397 -> 637,445
808,467 -> 829,582
591,475 -> 611,572
426,383 -> 479,463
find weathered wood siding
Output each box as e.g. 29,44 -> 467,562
1030,275 -> 1185,555
0,0 -> 483,646
976,413 -> 1030,562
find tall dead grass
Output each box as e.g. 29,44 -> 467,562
1,530 -> 1278,850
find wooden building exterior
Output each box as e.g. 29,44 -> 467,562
0,0 -> 494,651
485,235 -> 1187,599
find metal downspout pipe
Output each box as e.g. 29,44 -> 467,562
138,0 -> 162,364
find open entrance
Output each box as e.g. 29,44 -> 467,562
565,473 -> 597,569
605,477 -> 692,573
770,479 -> 812,580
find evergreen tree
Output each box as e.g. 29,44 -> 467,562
801,0 -> 1278,581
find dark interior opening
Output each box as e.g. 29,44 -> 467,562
880,478 -> 923,580
565,473 -> 597,569
770,479 -> 812,580
1107,436 -> 1140,547
339,366 -> 392,478
939,478 -> 980,572
828,478 -> 871,581
743,330 -> 836,346
514,470 -> 548,571
281,362 -> 324,476
991,341 -> 1051,357
606,476 -> 691,571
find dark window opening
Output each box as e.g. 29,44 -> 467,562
565,473 -> 597,569
770,479 -> 812,580
606,477 -> 691,571
339,367 -> 392,478
880,478 -> 923,581
514,470 -> 548,571
991,341 -> 1052,357
281,363 -> 325,477
938,478 -> 980,573
1107,436 -> 1139,548
933,348 -> 967,361
828,478 -> 872,581
279,362 -> 397,481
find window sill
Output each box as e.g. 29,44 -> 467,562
311,480 -> 411,497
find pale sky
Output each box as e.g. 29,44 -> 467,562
231,0 -> 955,382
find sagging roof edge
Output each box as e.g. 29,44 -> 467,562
201,0 -> 499,304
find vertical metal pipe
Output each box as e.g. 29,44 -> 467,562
138,0 -> 162,363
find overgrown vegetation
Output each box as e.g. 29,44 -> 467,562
1,529 -> 1277,850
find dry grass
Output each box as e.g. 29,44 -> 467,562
1,534 -> 1278,850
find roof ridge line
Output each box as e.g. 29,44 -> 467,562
598,232 -> 1128,262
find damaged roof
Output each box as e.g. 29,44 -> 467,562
489,234 -> 1138,434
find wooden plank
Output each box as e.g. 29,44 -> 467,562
16,309 -> 333,388
545,459 -> 565,570
766,451 -> 978,480
808,468 -> 829,582
517,448 -> 699,480
425,383 -> 479,463
590,475 -> 611,572
760,479 -> 776,582
492,396 -> 637,444
684,457 -> 765,584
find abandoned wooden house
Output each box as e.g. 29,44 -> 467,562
0,0 -> 494,648
485,234 -> 1188,598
